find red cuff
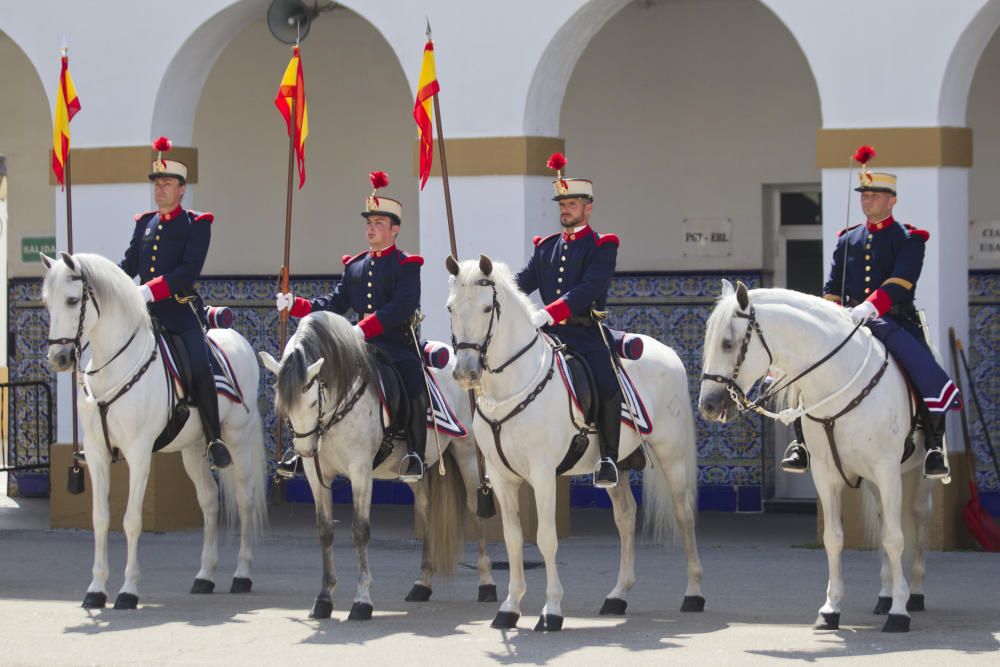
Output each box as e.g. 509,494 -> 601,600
544,299 -> 572,325
145,276 -> 171,301
866,288 -> 892,317
358,314 -> 384,338
290,297 -> 312,318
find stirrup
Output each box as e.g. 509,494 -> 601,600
398,452 -> 424,482
207,439 -> 232,470
275,450 -> 301,480
922,449 -> 950,481
593,457 -> 619,489
780,442 -> 809,474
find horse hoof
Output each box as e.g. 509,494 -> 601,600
348,602 -> 373,621
907,594 -> 925,612
873,596 -> 892,615
230,577 -> 252,594
815,612 -> 840,630
405,584 -> 432,602
534,614 -> 564,632
309,598 -> 333,619
82,592 -> 107,609
113,593 -> 139,610
190,578 -> 215,594
478,584 -> 498,603
491,611 -> 520,629
680,595 -> 705,612
599,597 -> 627,616
882,614 -> 910,633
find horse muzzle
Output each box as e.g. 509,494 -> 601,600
698,385 -> 737,423
47,344 -> 76,372
452,367 -> 481,391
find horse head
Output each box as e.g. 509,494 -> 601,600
41,251 -> 97,372
698,279 -> 770,423
445,254 -> 506,390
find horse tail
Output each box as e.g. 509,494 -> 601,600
642,404 -> 697,545
426,447 -> 466,577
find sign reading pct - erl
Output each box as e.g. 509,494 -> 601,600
683,218 -> 732,257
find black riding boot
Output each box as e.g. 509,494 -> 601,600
780,418 -> 809,473
594,393 -> 622,488
399,393 -> 428,481
193,367 -> 231,470
920,408 -> 949,479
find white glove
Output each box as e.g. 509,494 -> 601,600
850,301 -> 878,325
138,284 -> 154,303
352,324 -> 366,341
275,292 -> 294,312
530,309 -> 554,329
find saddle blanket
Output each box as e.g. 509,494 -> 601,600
376,366 -> 468,439
554,349 -> 652,435
157,334 -> 244,405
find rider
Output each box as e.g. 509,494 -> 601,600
781,169 -> 959,479
275,171 -> 428,481
515,154 -> 623,488
119,137 -> 231,469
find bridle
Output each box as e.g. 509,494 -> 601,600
287,373 -> 369,441
451,277 -> 539,375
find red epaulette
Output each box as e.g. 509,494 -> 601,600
188,211 -> 214,224
399,252 -> 424,266
903,223 -> 930,242
533,233 -> 560,247
837,224 -> 861,237
595,233 -> 620,248
342,251 -> 367,266
134,210 -> 156,222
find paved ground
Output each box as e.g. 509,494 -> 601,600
1,495 -> 998,666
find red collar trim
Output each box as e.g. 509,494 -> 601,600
370,244 -> 397,259
561,225 -> 593,243
866,215 -> 894,233
159,205 -> 184,222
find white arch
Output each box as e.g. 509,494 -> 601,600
939,0 -> 1000,124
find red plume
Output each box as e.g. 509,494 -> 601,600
853,145 -> 875,165
546,152 -> 567,171
153,136 -> 172,152
369,171 -> 389,190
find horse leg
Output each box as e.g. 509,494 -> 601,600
406,476 -> 434,602
599,480 -> 636,616
223,417 -> 262,593
115,449 -> 153,609
491,477 -> 525,629
814,474 -> 845,630
868,483 -> 893,615
907,475 -> 932,613
530,475 -> 564,632
347,467 -> 375,621
665,458 -> 705,611
460,449 -> 496,602
304,459 -> 336,619
83,449 -> 111,609
873,470 -> 911,632
180,445 -> 220,594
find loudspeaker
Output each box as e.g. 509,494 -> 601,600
267,0 -> 314,44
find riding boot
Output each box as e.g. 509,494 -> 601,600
193,367 -> 231,470
780,418 -> 809,473
594,393 -> 622,488
399,393 -> 428,481
920,407 -> 950,479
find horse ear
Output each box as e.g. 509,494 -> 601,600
258,351 -> 281,375
735,281 -> 750,311
60,251 -> 79,273
306,358 -> 325,382
479,254 -> 493,276
40,253 -> 54,269
720,279 -> 734,297
445,254 -> 459,276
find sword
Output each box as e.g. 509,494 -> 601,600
410,311 -> 446,476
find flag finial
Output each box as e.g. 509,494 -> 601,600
426,17 -> 432,40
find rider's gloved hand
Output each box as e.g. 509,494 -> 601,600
138,284 -> 154,303
530,309 -> 554,329
275,292 -> 294,313
850,301 -> 878,325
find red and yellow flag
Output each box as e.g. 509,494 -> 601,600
413,40 -> 440,190
275,45 -> 309,189
51,54 -> 81,189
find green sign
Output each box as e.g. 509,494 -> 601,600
21,236 -> 56,262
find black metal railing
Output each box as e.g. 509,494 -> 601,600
1,380 -> 54,474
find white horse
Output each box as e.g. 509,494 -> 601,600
699,280 -> 933,633
258,311 -> 496,620
41,252 -> 268,609
446,255 -> 704,632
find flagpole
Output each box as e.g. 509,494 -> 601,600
425,22 -> 494,515
61,44 -> 81,468
275,85 -> 296,473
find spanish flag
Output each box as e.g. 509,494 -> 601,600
275,45 -> 309,189
51,54 -> 81,189
413,39 -> 440,190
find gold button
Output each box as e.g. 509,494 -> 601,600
149,268 -> 155,273
155,235 -> 160,240
559,267 -> 564,273
864,254 -> 869,260
867,235 -> 873,241
367,293 -> 372,298
557,278 -> 563,283
865,266 -> 870,272
561,256 -> 566,261
865,244 -> 871,249
367,305 -> 373,310
368,271 -> 373,276
865,276 -> 871,282
563,245 -> 568,251
367,282 -> 372,287
157,224 -> 163,230
555,289 -> 561,295
865,288 -> 871,294
153,245 -> 158,251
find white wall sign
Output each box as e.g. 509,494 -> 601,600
682,218 -> 732,258
970,220 -> 1000,269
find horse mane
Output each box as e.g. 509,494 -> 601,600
43,253 -> 150,334
453,258 -> 535,320
274,311 -> 376,417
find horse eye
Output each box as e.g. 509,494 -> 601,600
721,339 -> 734,352
446,304 -> 452,313
66,297 -> 80,306
310,400 -> 317,408
482,306 -> 491,313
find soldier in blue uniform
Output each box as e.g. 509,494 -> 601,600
781,170 -> 958,478
276,171 -> 428,480
515,154 -> 622,488
120,138 -> 231,469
